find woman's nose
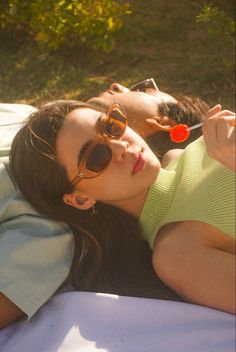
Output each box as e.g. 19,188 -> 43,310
110,83 -> 129,93
107,139 -> 129,161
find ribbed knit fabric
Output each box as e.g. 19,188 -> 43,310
140,136 -> 235,249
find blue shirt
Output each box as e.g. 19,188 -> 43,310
0,104 -> 74,318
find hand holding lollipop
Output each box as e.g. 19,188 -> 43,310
202,105 -> 236,172
169,105 -> 236,172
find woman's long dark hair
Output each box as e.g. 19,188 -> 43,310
9,100 -> 180,300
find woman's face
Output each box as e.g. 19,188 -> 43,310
56,106 -> 160,214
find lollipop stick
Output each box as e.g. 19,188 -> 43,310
188,122 -> 203,131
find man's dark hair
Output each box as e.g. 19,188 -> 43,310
147,95 -> 210,158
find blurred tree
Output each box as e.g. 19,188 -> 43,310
0,0 -> 131,52
196,2 -> 235,69
196,3 -> 235,41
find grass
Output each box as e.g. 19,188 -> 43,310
0,0 -> 235,109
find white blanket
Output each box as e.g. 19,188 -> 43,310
0,292 -> 235,352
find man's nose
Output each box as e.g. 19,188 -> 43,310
110,83 -> 129,93
107,139 -> 129,161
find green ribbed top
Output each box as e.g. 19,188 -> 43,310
140,136 -> 235,249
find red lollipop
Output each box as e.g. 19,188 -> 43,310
169,124 -> 190,143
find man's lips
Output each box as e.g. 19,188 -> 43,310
132,150 -> 145,174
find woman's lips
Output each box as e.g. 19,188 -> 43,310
132,150 -> 145,174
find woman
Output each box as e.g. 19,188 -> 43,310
10,100 -> 235,314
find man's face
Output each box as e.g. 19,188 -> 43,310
87,82 -> 177,138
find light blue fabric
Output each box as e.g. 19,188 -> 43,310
0,104 -> 36,158
0,104 -> 74,318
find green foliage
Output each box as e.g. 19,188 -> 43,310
196,3 -> 235,42
0,0 -> 131,51
0,0 -> 235,109
196,3 -> 235,70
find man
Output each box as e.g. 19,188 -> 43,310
0,79 -> 209,328
87,79 -> 209,156
0,104 -> 74,328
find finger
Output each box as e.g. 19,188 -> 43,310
215,114 -> 236,127
202,121 -> 216,150
216,117 -> 231,143
215,110 -> 236,118
207,105 -> 222,118
205,110 -> 235,125
227,116 -> 236,127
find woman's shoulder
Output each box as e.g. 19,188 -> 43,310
161,149 -> 184,168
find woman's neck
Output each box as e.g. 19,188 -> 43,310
106,186 -> 152,218
103,166 -> 163,218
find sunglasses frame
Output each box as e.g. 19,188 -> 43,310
70,102 -> 127,187
130,78 -> 170,112
130,78 -> 158,92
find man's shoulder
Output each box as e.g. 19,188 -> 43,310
0,103 -> 36,158
0,157 -> 37,222
0,156 -> 15,196
0,156 -> 72,237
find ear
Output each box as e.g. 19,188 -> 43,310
63,190 -> 96,211
145,116 -> 177,132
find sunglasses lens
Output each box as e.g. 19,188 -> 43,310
73,103 -> 127,183
86,143 -> 112,173
103,108 -> 127,138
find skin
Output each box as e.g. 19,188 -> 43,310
58,106 -> 235,314
203,105 -> 236,173
57,107 -> 160,217
2,92 -> 234,327
157,110 -> 235,313
0,293 -> 24,329
87,82 -> 178,138
153,221 -> 235,313
162,105 -> 236,172
154,108 -> 235,313
0,83 -> 177,329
